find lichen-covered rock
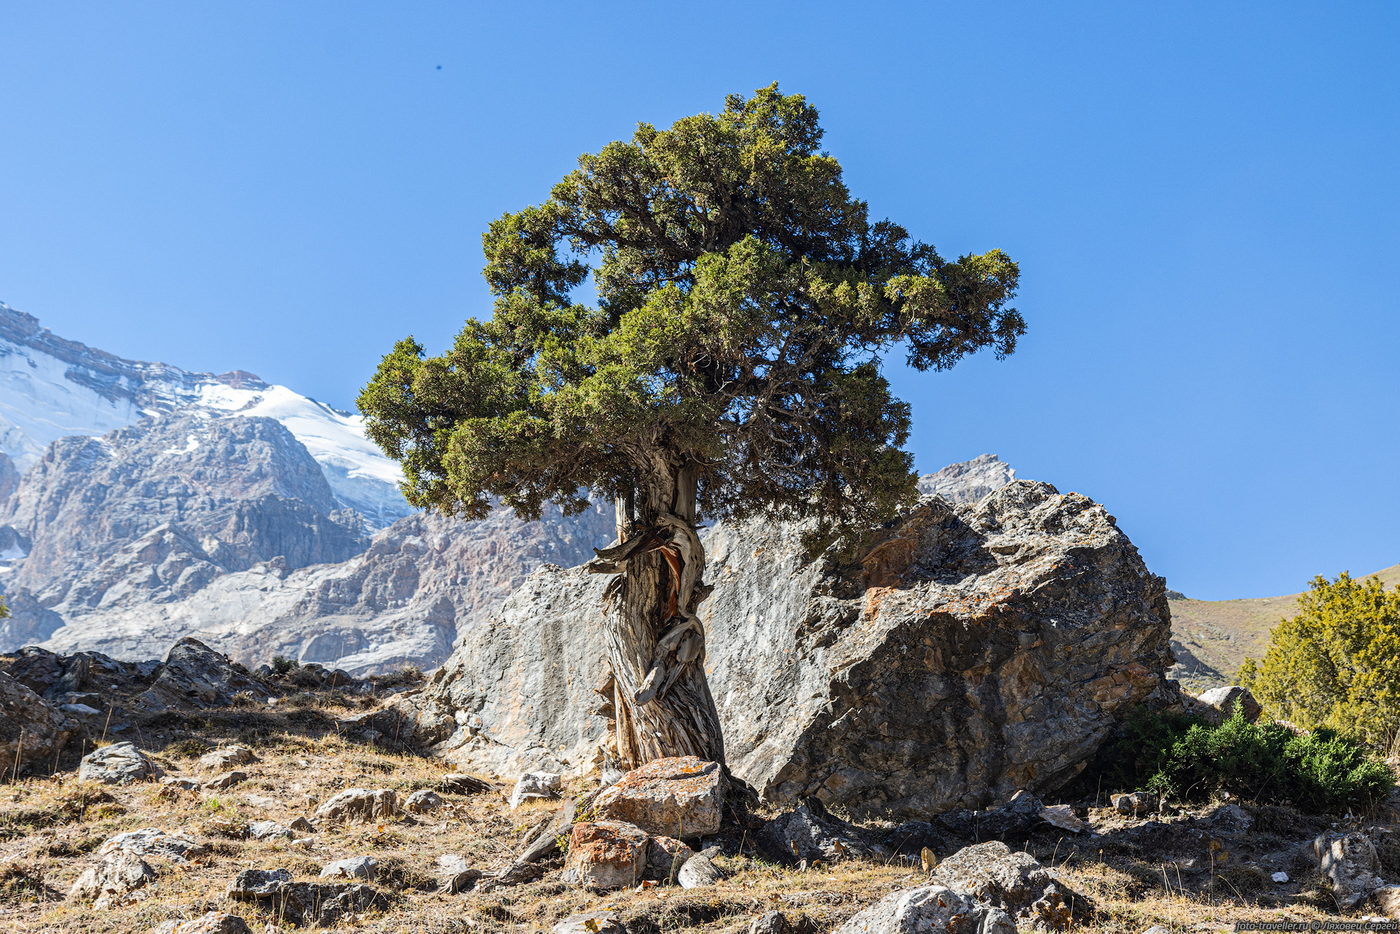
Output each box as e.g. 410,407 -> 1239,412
79,742 -> 164,785
320,856 -> 378,881
563,820 -> 649,891
0,670 -> 75,776
414,478 -> 1173,818
595,756 -> 722,838
676,852 -> 722,888
930,840 -> 1092,927
315,788 -> 398,823
835,884 -> 1017,933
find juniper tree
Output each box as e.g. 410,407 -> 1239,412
359,85 -> 1024,769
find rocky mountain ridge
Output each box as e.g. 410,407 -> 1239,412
0,301 -> 410,526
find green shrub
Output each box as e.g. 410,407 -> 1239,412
270,655 -> 298,675
1088,707 -> 1393,814
1150,709 -> 1392,811
1240,572 -> 1400,754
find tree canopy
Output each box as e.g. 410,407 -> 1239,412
359,84 -> 1023,533
1241,572 -> 1400,753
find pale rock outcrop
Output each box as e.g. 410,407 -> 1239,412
414,479 -> 1174,818
594,756 -> 723,838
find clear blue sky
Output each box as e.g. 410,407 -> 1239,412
3,2 -> 1397,600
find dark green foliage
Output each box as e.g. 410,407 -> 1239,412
1092,707 -> 1393,814
270,655 -> 298,675
358,85 -> 1023,534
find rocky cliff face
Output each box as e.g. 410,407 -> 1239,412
0,414 -> 368,649
412,479 -> 1175,818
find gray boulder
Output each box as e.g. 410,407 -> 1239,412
0,669 -> 75,776
1314,830 -> 1385,910
79,742 -> 163,785
835,885 -> 1017,933
930,840 -> 1092,927
315,787 -> 399,823
227,869 -> 388,926
1191,685 -> 1262,724
320,856 -> 378,881
414,479 -> 1173,818
100,827 -> 208,863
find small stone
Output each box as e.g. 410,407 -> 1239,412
1039,804 -> 1087,833
1271,871 -> 1290,883
79,742 -> 164,785
1143,927 -> 1171,934
435,853 -> 480,894
563,820 -> 648,891
198,745 -> 258,771
1193,685 -> 1262,724
320,856 -> 378,881
676,853 -> 723,888
315,787 -> 399,823
594,756 -> 723,838
202,770 -> 246,791
289,816 -> 316,834
404,789 -> 445,814
509,771 -> 563,809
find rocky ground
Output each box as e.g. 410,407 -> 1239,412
2,642 -> 1399,932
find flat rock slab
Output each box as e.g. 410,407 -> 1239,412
595,756 -> 723,838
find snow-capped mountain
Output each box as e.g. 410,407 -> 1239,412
0,302 -> 412,527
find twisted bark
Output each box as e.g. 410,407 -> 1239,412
587,463 -> 725,769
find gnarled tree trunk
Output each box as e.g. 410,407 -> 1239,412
587,462 -> 725,769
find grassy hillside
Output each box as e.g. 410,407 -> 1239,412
1169,563 -> 1400,690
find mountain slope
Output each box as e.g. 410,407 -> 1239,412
1168,563 -> 1400,688
0,301 -> 411,526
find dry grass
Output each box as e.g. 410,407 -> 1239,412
0,689 -> 1388,932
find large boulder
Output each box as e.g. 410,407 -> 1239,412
414,479 -> 1174,818
79,743 -> 164,785
930,840 -> 1092,927
0,669 -> 76,776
